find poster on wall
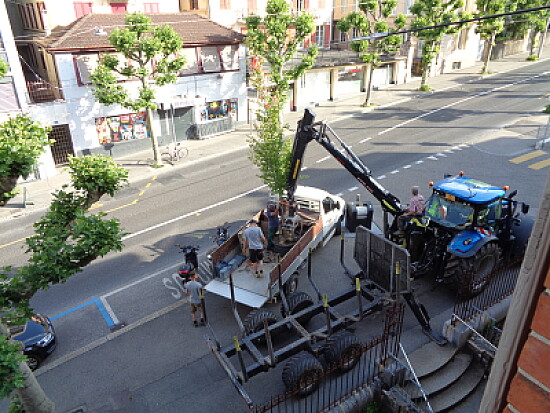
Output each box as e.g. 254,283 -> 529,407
96,112 -> 149,145
199,98 -> 238,122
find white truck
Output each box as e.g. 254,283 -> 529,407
204,186 -> 345,311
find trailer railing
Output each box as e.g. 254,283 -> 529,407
252,303 -> 405,413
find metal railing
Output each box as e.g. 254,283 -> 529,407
253,303 -> 405,413
26,80 -> 61,103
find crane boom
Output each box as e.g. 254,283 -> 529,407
287,109 -> 403,217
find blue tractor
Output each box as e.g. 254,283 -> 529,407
403,173 -> 532,296
288,109 -> 533,297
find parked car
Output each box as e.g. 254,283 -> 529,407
8,314 -> 57,370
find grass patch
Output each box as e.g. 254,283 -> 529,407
543,105 -> 550,114
418,84 -> 431,92
527,55 -> 538,61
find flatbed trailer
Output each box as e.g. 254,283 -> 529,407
204,226 -> 443,407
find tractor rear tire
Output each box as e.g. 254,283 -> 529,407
325,331 -> 363,372
282,352 -> 324,396
281,291 -> 314,324
243,308 -> 278,341
456,242 -> 500,298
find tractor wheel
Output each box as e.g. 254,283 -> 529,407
281,291 -> 314,324
325,331 -> 363,372
282,352 -> 324,396
243,308 -> 278,342
456,242 -> 500,298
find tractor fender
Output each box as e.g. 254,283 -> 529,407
447,230 -> 498,258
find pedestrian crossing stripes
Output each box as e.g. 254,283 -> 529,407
509,150 -> 550,169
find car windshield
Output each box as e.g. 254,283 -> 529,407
424,193 -> 474,228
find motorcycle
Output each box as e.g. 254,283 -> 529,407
176,244 -> 199,285
214,223 -> 230,246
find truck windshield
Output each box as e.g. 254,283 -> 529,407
424,193 -> 474,228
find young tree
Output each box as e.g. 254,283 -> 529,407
0,116 -> 52,206
513,0 -> 550,59
336,0 -> 406,106
410,0 -> 466,90
246,0 -> 318,195
90,13 -> 186,166
0,155 -> 128,412
476,0 -> 516,73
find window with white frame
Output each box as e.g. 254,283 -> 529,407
200,47 -> 222,72
315,26 -> 325,48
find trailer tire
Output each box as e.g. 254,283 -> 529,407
243,308 -> 278,341
281,291 -> 314,324
282,352 -> 324,396
334,218 -> 342,237
456,242 -> 500,298
325,331 -> 363,372
284,273 -> 299,296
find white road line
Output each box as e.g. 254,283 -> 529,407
375,72 -> 549,137
99,296 -> 120,325
391,170 -> 399,174
415,160 -> 424,164
359,137 -> 372,143
444,150 -> 454,153
348,186 -> 359,191
336,193 -> 343,197
403,165 -> 412,169
332,114 -> 354,123
459,144 -> 469,148
101,263 -> 179,298
436,153 -> 447,157
316,156 -> 331,163
377,175 -> 386,179
427,156 -> 438,160
122,185 -> 267,241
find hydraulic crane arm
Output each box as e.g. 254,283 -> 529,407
287,109 -> 403,216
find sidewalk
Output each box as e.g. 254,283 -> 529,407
2,48 -> 549,222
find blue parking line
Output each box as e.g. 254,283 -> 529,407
92,297 -> 115,327
51,299 -> 95,320
50,297 -> 115,327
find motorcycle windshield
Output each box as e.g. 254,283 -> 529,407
425,194 -> 474,228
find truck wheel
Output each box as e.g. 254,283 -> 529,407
325,331 -> 363,372
282,352 -> 324,396
333,218 -> 342,236
457,242 -> 500,298
284,273 -> 299,296
281,291 -> 314,324
243,308 -> 278,341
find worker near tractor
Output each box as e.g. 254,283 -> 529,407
243,219 -> 268,278
266,203 -> 280,250
399,186 -> 426,231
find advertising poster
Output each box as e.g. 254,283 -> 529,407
199,98 -> 238,122
96,112 -> 149,145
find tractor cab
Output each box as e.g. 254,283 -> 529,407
425,175 -> 506,232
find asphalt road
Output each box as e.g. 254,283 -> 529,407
1,60 -> 549,412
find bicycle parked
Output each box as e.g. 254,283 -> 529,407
161,142 -> 189,163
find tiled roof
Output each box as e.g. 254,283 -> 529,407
42,13 -> 244,53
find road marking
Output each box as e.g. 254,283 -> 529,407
390,170 -> 399,174
377,175 -> 386,179
101,263 -> 179,298
359,137 -> 372,143
528,158 -> 550,170
348,186 -> 359,191
316,156 -> 331,163
403,165 -> 412,169
122,184 -> 266,241
99,296 -> 119,325
51,297 -> 115,327
139,190 -> 145,196
415,160 -> 424,164
0,236 -> 29,249
436,153 -> 447,157
427,156 -> 438,160
509,150 -> 547,164
444,150 -> 454,153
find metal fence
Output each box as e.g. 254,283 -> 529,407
253,303 -> 404,413
452,258 -> 522,326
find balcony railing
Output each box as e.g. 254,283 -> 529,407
26,80 -> 62,103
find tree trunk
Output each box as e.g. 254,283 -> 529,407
363,63 -> 375,106
0,175 -> 19,206
538,19 -> 549,60
482,35 -> 495,73
146,107 -> 161,166
15,361 -> 55,413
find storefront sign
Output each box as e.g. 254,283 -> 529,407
199,98 -> 238,122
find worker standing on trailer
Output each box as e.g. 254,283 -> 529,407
243,219 -> 267,278
266,203 -> 280,250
